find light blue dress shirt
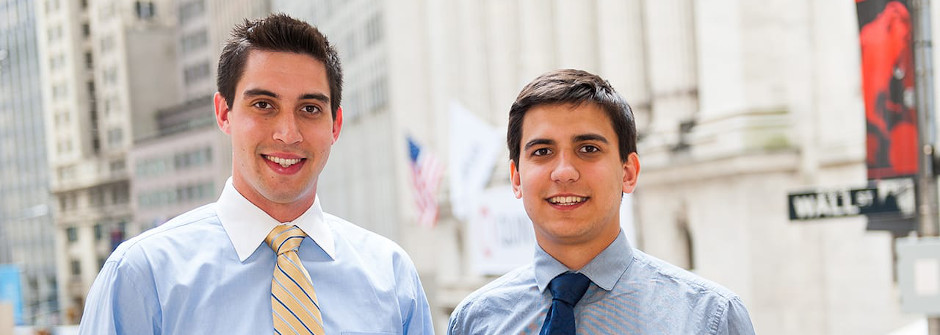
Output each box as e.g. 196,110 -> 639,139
79,178 -> 433,334
448,231 -> 756,335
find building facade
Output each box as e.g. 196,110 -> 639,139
34,0 -> 177,323
0,0 -> 58,326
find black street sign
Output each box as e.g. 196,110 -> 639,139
788,178 -> 916,226
788,188 -> 879,220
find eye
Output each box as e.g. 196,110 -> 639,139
532,148 -> 552,156
580,145 -> 600,153
301,105 -> 322,114
252,101 -> 272,109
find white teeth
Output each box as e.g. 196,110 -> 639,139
265,155 -> 301,167
548,196 -> 586,205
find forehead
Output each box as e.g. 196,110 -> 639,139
521,102 -> 617,141
237,49 -> 329,95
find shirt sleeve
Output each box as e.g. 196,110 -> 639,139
446,301 -> 467,335
78,250 -> 161,335
714,296 -> 757,335
399,255 -> 434,335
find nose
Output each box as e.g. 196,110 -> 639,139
272,112 -> 302,144
550,152 -> 579,183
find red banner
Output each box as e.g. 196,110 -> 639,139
857,0 -> 919,180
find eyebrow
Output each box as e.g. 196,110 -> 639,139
242,89 -> 330,103
573,133 -> 609,144
523,139 -> 554,151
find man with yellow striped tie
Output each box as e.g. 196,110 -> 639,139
79,14 -> 433,334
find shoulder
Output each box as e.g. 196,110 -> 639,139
108,203 -> 221,268
627,249 -> 754,334
449,265 -> 536,333
325,212 -> 410,260
629,249 -> 739,301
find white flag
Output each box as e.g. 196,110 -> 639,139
448,102 -> 503,221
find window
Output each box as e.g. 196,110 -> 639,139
70,260 -> 81,276
100,35 -> 114,53
183,61 -> 210,84
81,23 -> 90,38
371,76 -> 388,112
180,29 -> 208,54
66,227 -> 77,242
52,82 -> 67,98
178,0 -> 205,25
89,188 -> 103,207
110,159 -> 125,173
107,127 -> 123,147
94,224 -> 103,240
47,25 -> 63,42
365,14 -> 383,47
135,1 -> 155,20
103,67 -> 118,85
343,32 -> 358,60
113,184 -> 129,204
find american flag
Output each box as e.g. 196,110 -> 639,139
407,136 -> 444,228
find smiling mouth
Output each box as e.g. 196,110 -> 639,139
263,155 -> 304,168
547,196 -> 588,206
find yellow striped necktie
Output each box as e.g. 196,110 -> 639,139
266,225 -> 325,335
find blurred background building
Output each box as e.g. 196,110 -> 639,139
0,0 -> 58,327
33,0 -> 178,323
1,0 -> 937,334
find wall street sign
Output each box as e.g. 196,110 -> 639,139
788,177 -> 916,226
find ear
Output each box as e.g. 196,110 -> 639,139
622,152 -> 640,193
332,106 -> 344,143
510,160 -> 523,199
214,92 -> 231,135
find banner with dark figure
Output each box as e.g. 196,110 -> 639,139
857,0 -> 919,180
857,0 -> 919,233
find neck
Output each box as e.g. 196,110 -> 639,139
232,181 -> 315,223
538,230 -> 619,270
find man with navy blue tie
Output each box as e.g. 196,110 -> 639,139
79,14 -> 433,334
448,69 -> 756,334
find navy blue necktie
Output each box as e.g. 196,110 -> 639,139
540,272 -> 592,335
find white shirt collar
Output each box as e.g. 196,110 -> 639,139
216,177 -> 336,262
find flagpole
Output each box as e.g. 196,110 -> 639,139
911,0 -> 940,333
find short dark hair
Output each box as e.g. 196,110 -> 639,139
507,69 -> 637,166
217,13 -> 342,117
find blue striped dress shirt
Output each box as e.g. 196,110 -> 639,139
448,231 -> 756,334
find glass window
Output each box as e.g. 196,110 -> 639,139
66,227 -> 77,242
70,260 -> 80,276
85,52 -> 93,69
183,61 -> 210,84
135,1 -> 155,19
110,159 -> 125,173
365,14 -> 383,47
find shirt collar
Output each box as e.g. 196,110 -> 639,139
534,230 -> 634,292
216,177 -> 336,262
